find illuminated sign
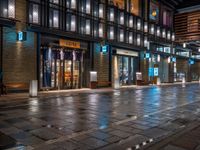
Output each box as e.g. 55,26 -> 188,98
145,53 -> 150,59
154,68 -> 159,76
189,59 -> 194,65
171,57 -> 176,62
59,39 -> 80,48
101,45 -> 109,53
149,68 -> 154,77
17,31 -> 26,41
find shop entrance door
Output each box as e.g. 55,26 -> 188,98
119,56 -> 137,85
41,48 -> 82,90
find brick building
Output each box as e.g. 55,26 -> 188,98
1,0 -> 198,92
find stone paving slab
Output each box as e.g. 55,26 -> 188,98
0,84 -> 200,149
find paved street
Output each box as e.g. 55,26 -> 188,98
1,83 -> 200,150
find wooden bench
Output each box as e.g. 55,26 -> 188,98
6,83 -> 29,92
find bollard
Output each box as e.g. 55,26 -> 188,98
29,80 -> 38,97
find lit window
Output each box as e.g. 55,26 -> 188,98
156,26 -> 160,36
86,19 -> 90,35
119,12 -> 124,25
137,34 -> 141,46
67,0 -> 76,9
99,23 -> 104,38
71,15 -> 76,31
167,31 -> 171,40
29,3 -> 40,24
150,24 -> 154,34
129,16 -> 133,28
137,19 -> 141,30
99,4 -> 104,18
109,8 -> 114,22
49,9 -> 59,28
109,26 -> 114,40
129,32 -> 133,44
8,0 -> 15,18
119,29 -> 124,42
144,22 -> 148,32
86,0 -> 90,14
172,33 -> 175,41
144,36 -> 148,47
162,29 -> 166,38
50,0 -> 59,4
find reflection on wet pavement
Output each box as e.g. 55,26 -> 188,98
1,84 -> 200,149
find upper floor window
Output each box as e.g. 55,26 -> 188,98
66,0 -> 76,9
49,0 -> 59,4
109,0 -> 124,10
80,0 -> 91,14
163,10 -> 172,27
108,8 -> 115,22
99,4 -> 104,18
0,0 -> 15,18
49,9 -> 59,28
130,0 -> 140,16
119,11 -> 124,25
29,3 -> 40,24
66,14 -> 76,32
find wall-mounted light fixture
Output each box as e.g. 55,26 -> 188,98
17,31 -> 27,41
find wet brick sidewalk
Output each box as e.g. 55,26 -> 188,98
0,83 -> 200,149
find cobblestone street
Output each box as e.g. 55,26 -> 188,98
1,83 -> 200,150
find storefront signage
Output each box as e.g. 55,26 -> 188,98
17,31 -> 26,41
113,49 -> 138,57
59,39 -> 80,49
149,68 -> 154,77
154,68 -> 159,76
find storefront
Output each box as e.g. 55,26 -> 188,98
112,48 -> 139,88
40,36 -> 89,90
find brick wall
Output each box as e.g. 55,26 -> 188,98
3,0 -> 37,89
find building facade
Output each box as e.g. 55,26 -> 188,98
0,0 -> 180,91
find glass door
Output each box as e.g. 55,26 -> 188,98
64,60 -> 72,89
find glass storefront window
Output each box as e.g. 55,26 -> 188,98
0,0 -> 15,18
